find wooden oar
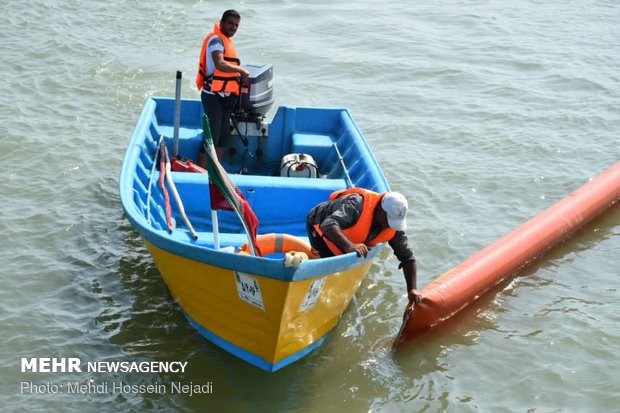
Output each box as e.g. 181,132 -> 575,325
146,135 -> 163,223
159,140 -> 174,232
162,142 -> 198,240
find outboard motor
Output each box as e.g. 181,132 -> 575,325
235,63 -> 274,122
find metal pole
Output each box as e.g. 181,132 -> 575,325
333,142 -> 354,188
173,71 -> 182,158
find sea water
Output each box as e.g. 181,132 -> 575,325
1,1 -> 618,411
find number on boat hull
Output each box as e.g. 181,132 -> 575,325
234,272 -> 265,311
299,278 -> 326,312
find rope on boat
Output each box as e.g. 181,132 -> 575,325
159,140 -> 174,232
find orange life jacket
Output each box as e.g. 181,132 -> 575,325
196,22 -> 241,94
314,188 -> 396,256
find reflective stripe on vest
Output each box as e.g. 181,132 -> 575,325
196,22 -> 241,94
313,188 -> 396,256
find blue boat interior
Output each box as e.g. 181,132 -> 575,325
129,97 -> 388,250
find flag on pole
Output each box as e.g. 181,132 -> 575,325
202,114 -> 261,256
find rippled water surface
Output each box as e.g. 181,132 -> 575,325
1,1 -> 619,412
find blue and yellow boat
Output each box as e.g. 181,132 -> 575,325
119,69 -> 390,371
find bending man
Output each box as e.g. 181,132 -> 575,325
307,188 -> 420,304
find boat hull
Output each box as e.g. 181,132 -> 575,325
144,240 -> 375,371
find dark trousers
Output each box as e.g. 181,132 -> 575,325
201,91 -> 231,148
306,218 -> 335,258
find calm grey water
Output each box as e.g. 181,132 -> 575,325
1,1 -> 619,412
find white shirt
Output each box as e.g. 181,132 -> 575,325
203,35 -> 225,96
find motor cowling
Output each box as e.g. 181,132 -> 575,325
236,63 -> 274,121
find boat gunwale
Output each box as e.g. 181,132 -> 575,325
119,96 -> 391,282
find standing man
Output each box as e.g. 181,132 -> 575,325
196,9 -> 250,164
307,188 -> 420,304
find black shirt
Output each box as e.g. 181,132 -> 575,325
308,193 -> 415,264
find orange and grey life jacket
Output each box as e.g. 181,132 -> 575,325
196,22 -> 241,94
314,188 -> 396,256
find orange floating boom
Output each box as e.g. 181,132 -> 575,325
397,160 -> 620,345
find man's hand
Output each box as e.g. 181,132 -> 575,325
345,243 -> 368,258
408,289 -> 421,304
324,227 -> 369,258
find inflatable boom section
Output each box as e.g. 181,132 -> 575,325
397,160 -> 620,344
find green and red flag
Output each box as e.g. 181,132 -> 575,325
202,115 -> 261,256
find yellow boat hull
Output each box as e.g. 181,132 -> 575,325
145,240 -> 374,371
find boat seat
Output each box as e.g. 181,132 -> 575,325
169,172 -> 348,234
169,171 -> 346,192
188,231 -> 312,250
291,133 -> 334,164
230,173 -> 345,191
